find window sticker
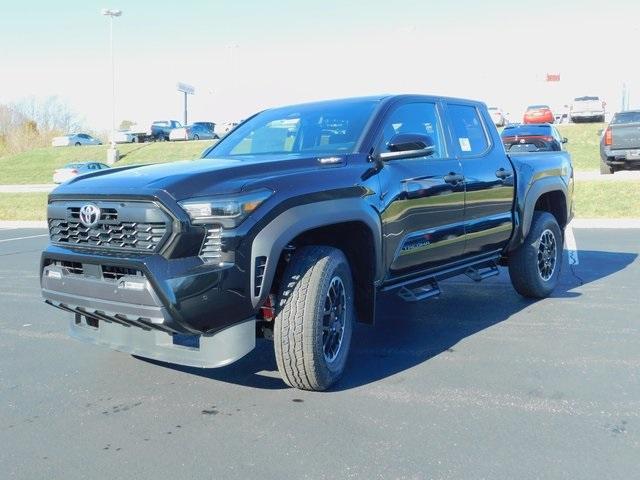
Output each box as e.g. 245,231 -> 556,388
459,137 -> 471,152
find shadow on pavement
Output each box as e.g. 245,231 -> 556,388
142,249 -> 636,391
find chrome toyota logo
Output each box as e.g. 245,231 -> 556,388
79,204 -> 101,227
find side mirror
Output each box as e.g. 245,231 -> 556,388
562,137 -> 568,144
377,133 -> 435,161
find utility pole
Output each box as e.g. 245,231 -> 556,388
102,8 -> 122,164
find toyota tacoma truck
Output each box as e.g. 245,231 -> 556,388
41,95 -> 573,391
600,110 -> 640,174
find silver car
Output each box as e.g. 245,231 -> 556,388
53,162 -> 110,184
169,122 -> 218,141
51,133 -> 102,147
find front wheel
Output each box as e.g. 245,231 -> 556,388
274,246 -> 354,391
508,212 -> 562,299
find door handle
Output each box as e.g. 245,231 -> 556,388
444,172 -> 464,185
495,168 -> 512,179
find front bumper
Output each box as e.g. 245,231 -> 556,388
67,313 -> 255,368
41,247 -> 258,367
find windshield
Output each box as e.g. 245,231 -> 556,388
205,99 -> 379,158
502,125 -> 552,136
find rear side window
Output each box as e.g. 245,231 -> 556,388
448,104 -> 489,156
612,112 -> 640,124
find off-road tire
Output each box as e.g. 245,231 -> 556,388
274,246 -> 354,391
508,211 -> 563,298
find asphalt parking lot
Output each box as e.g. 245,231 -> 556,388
1,227 -> 638,479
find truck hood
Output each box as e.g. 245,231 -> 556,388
51,154 -> 345,201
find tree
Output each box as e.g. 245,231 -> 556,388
119,120 -> 135,131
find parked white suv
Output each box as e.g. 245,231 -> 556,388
570,96 -> 605,123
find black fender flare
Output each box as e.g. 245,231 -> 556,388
509,176 -> 569,251
249,198 -> 382,309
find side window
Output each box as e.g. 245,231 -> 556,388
448,104 -> 489,156
377,102 -> 445,159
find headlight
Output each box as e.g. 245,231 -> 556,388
179,188 -> 273,226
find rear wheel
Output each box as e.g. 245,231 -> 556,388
600,159 -> 614,175
274,246 -> 354,391
193,134 -> 200,140
508,212 -> 562,299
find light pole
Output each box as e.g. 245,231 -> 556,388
102,8 -> 122,164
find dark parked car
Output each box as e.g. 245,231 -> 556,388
600,110 -> 640,174
41,95 -> 573,391
150,120 -> 182,141
501,123 -> 568,152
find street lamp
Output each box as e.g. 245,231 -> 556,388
101,8 -> 122,164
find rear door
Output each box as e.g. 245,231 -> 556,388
376,100 -> 466,278
444,102 -> 515,258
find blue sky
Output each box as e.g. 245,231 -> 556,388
1,0 -> 638,130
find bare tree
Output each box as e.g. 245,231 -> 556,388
0,96 -> 84,155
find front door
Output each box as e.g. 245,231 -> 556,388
376,101 -> 466,279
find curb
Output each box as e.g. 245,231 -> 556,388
570,219 -> 640,229
0,184 -> 56,193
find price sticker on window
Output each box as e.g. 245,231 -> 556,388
459,137 -> 471,152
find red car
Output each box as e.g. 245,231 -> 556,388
523,105 -> 554,124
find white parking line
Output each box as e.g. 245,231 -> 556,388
0,234 -> 48,243
565,223 -> 579,265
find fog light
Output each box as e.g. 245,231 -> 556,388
47,270 -> 62,279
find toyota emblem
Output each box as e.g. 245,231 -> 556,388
79,204 -> 101,227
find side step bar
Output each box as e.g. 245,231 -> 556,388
465,263 -> 499,282
398,279 -> 441,302
382,257 -> 501,303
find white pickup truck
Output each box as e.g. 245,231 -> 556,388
570,96 -> 605,123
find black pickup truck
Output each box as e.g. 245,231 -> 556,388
41,95 -> 573,391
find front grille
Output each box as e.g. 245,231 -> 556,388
51,260 -> 83,275
200,226 -> 222,262
102,265 -> 144,281
49,220 -> 167,251
48,200 -> 172,253
68,206 -> 118,221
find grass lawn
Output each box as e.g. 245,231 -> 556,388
0,140 -> 212,184
573,181 -> 640,218
556,123 -> 604,172
0,122 -> 611,185
1,180 -> 637,221
0,192 -> 48,220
